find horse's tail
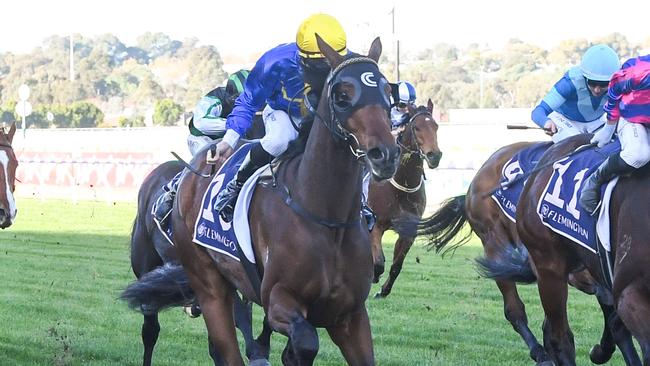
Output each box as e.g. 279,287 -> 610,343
475,245 -> 537,284
120,263 -> 194,314
417,195 -> 472,254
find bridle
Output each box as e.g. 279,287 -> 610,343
303,56 -> 392,159
280,55 -> 392,229
391,109 -> 434,193
396,110 -> 432,159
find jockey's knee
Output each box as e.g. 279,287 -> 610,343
260,137 -> 291,157
621,144 -> 650,168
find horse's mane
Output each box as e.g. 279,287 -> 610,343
278,52 -> 365,161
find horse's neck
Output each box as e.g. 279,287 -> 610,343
294,117 -> 362,220
394,132 -> 423,187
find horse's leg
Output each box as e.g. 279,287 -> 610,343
494,279 -> 550,364
370,226 -> 386,284
267,287 -> 318,365
481,227 -> 550,364
326,308 -> 374,366
376,234 -> 414,298
254,316 -> 273,360
232,293 -> 270,364
180,250 -> 246,365
208,340 -> 225,366
141,312 -> 160,366
590,297 -> 641,366
616,282 -> 650,366
536,257 -> 576,366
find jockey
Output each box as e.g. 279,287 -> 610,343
531,44 -> 621,143
210,13 -> 382,228
153,70 -> 249,224
579,54 -> 650,214
390,81 -> 417,129
187,69 -> 250,155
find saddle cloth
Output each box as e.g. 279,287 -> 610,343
537,141 -> 621,253
492,142 -> 551,222
192,143 -> 269,263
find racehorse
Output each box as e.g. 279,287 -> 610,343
124,36 -> 399,365
369,100 -> 442,298
124,110 -> 270,365
126,159 -> 267,365
417,139 -> 640,365
510,134 -> 646,366
0,122 -> 17,229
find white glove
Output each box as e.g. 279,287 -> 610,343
590,123 -> 617,148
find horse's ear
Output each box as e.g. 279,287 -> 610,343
367,37 -> 382,62
427,99 -> 434,113
316,34 -> 344,69
7,123 -> 16,143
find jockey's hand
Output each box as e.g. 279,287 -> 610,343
590,122 -> 617,148
207,141 -> 234,165
543,120 -> 557,136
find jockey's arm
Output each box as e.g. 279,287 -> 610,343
223,58 -> 279,148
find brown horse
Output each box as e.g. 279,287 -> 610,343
510,134 -> 646,366
124,36 -> 399,365
417,139 -> 639,365
0,123 -> 17,229
125,160 -> 265,366
369,100 -> 442,298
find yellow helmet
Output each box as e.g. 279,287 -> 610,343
296,13 -> 347,59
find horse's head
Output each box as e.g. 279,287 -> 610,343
399,100 -> 442,169
316,35 -> 400,180
0,123 -> 17,229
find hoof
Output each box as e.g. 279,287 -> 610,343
249,359 -> 271,366
589,344 -> 614,364
374,291 -> 386,299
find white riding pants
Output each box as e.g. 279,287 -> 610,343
260,105 -> 301,157
550,112 -> 606,143
617,118 -> 650,168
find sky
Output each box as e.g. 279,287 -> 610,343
1,0 -> 648,57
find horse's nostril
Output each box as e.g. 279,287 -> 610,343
367,148 -> 385,161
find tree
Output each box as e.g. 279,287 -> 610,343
182,46 -> 227,108
153,99 -> 183,126
70,101 -> 104,128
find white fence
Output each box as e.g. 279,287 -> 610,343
12,123 -> 545,209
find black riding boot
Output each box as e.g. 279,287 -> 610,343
214,143 -> 273,222
579,153 -> 635,215
361,202 -> 377,232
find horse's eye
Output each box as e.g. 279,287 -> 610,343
335,92 -> 352,110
